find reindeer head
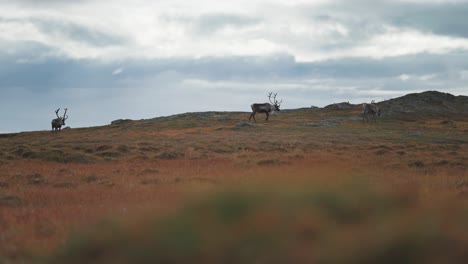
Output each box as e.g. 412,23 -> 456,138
371,101 -> 381,117
55,108 -> 69,125
268,92 -> 282,111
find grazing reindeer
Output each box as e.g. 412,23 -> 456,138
249,92 -> 282,122
362,101 -> 381,123
51,108 -> 68,132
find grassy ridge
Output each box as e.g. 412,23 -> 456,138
1,106 -> 466,164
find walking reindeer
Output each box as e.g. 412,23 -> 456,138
249,92 -> 282,122
362,101 -> 381,123
51,108 -> 68,132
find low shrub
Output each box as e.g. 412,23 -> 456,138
0,194 -> 25,207
47,186 -> 468,264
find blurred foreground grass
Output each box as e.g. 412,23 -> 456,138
47,184 -> 468,264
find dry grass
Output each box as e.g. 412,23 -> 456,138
47,186 -> 468,264
0,107 -> 467,262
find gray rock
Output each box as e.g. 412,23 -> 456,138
324,102 -> 354,110
111,119 -> 132,125
236,121 -> 254,128
440,120 -> 456,127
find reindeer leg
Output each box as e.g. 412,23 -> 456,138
265,112 -> 269,121
250,112 -> 257,123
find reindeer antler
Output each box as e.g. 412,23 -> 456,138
268,92 -> 275,104
63,108 -> 68,120
276,96 -> 282,106
55,108 -> 61,118
268,92 -> 282,106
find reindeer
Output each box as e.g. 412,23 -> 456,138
249,92 -> 282,122
51,108 -> 68,132
362,101 -> 381,123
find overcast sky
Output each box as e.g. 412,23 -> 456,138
1,0 -> 468,132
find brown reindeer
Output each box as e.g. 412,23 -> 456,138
249,92 -> 282,122
51,108 -> 68,132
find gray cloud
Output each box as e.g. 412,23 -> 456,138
0,16 -> 127,47
0,0 -> 90,7
322,0 -> 468,38
31,18 -> 128,47
389,4 -> 468,38
194,14 -> 260,34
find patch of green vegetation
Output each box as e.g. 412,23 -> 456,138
48,152 -> 93,163
174,177 -> 183,183
408,160 -> 425,168
157,151 -> 182,160
83,148 -> 94,154
433,160 -> 449,166
97,179 -> 115,187
95,145 -> 113,152
9,145 -> 94,163
53,182 -> 77,189
257,159 -> 289,166
96,151 -> 121,159
140,178 -> 160,185
26,173 -> 48,185
116,145 -> 130,153
0,194 -> 25,207
376,145 -> 393,150
139,146 -> 159,152
11,146 -> 27,157
374,150 -> 388,155
81,175 -> 98,183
